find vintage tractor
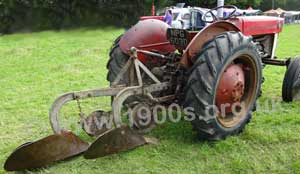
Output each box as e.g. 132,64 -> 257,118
4,4 -> 300,172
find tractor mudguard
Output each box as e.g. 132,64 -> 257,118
180,21 -> 240,68
119,19 -> 176,63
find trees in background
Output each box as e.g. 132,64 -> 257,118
0,0 -> 299,34
0,0 -> 146,33
260,0 -> 300,11
147,0 -> 262,9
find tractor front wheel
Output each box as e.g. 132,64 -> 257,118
282,57 -> 300,102
184,32 -> 262,140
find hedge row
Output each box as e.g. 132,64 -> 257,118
0,0 -> 149,33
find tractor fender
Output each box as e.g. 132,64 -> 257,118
180,21 -> 240,68
119,19 -> 176,63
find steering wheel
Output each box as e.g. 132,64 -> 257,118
202,5 -> 238,23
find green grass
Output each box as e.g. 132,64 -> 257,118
1,25 -> 300,174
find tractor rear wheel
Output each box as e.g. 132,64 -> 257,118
106,34 -> 130,85
184,32 -> 262,140
107,35 -> 141,106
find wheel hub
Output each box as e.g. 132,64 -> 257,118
216,64 -> 245,113
130,103 -> 156,134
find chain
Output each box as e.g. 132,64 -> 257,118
76,97 -> 85,120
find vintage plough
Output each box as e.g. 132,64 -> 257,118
4,48 -> 165,171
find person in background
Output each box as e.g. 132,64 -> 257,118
164,9 -> 172,26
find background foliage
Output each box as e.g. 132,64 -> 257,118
0,0 -> 146,33
0,0 -> 299,34
260,0 -> 300,11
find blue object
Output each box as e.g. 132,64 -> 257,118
164,13 -> 172,26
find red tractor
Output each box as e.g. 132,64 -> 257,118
107,5 -> 293,139
4,4 -> 300,172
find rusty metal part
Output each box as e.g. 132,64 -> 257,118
130,103 -> 156,134
112,83 -> 169,128
144,137 -> 160,145
216,64 -> 245,113
180,21 -> 240,68
81,110 -> 112,137
50,83 -> 169,134
136,49 -> 173,60
156,95 -> 176,103
50,49 -> 170,134
49,87 -> 125,134
129,48 -> 161,85
4,131 -> 89,171
262,57 -> 291,66
84,125 -> 146,159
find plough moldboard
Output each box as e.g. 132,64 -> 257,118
4,48 -> 166,171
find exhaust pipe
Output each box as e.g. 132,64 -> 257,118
217,0 -> 224,18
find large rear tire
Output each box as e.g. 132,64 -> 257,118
106,35 -> 141,106
106,35 -> 130,85
183,32 -> 262,140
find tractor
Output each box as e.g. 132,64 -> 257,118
4,3 -> 300,172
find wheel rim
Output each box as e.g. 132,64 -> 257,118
215,55 -> 258,128
130,103 -> 156,134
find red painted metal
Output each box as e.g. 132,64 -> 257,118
120,19 -> 176,64
180,21 -> 240,68
180,16 -> 284,68
229,16 -> 284,36
140,16 -> 164,21
216,64 -> 245,113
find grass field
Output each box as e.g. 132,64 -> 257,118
1,25 -> 300,174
